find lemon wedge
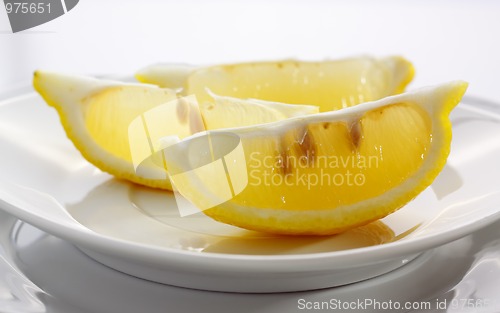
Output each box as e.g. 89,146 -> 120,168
33,71 -> 318,189
164,81 -> 468,235
137,56 -> 414,112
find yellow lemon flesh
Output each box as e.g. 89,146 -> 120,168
33,71 -> 319,189
166,81 -> 467,235
137,56 -> 414,112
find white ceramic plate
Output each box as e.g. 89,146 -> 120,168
1,90 -> 500,293
4,208 -> 500,313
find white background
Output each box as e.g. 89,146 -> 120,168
1,0 -> 500,102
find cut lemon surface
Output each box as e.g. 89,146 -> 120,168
137,56 -> 414,112
33,71 -> 319,189
165,81 -> 468,235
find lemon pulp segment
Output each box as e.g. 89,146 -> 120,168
83,87 -> 180,162
34,72 -> 181,188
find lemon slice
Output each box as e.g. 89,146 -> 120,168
164,81 -> 468,235
33,71 -> 318,189
137,56 -> 414,111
